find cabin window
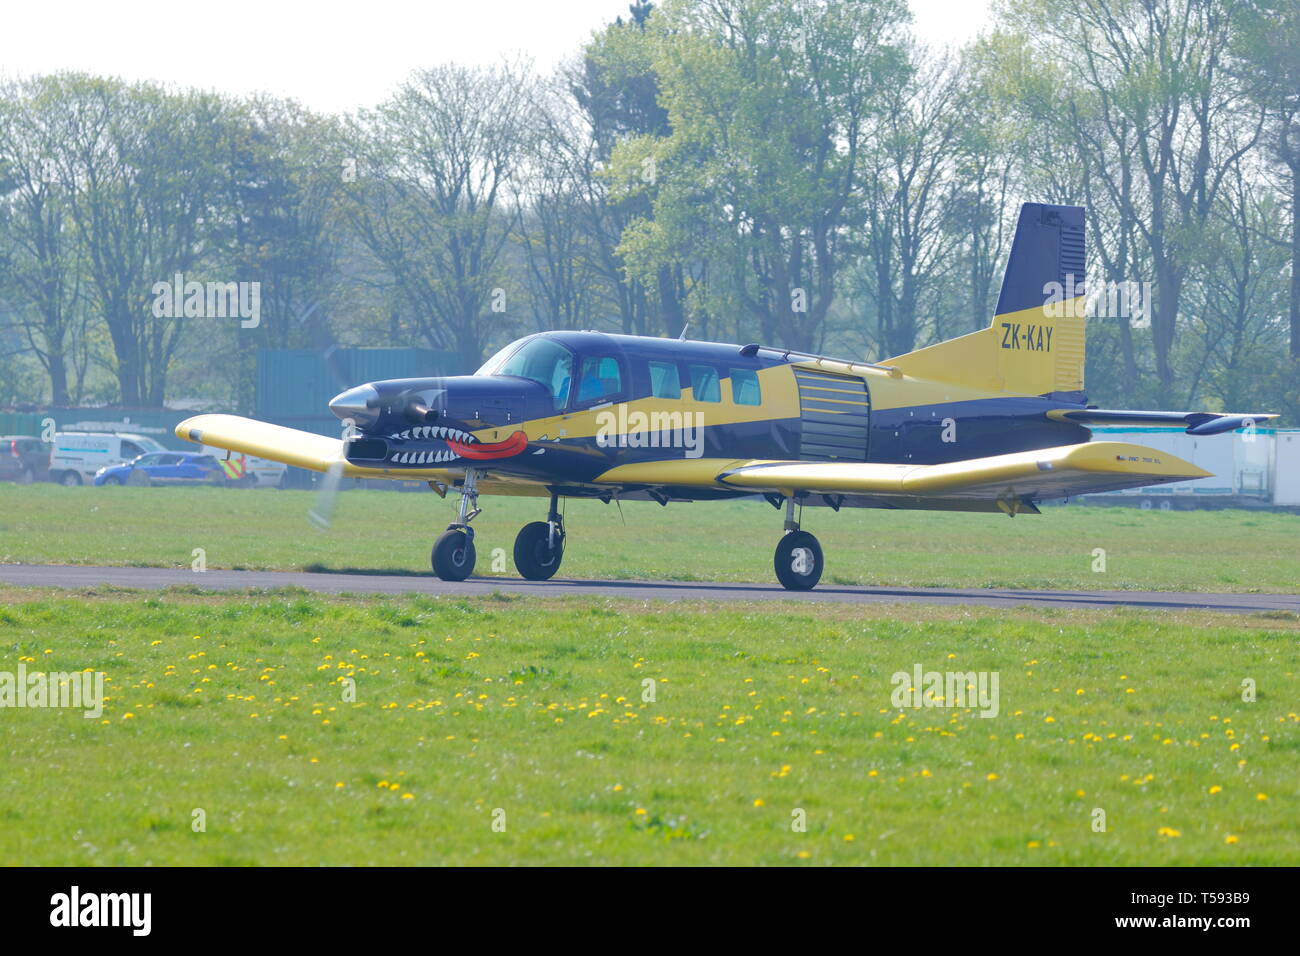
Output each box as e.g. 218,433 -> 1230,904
730,368 -> 762,406
689,365 -> 721,402
648,360 -> 681,399
576,356 -> 623,403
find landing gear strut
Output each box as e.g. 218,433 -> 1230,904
514,494 -> 565,581
774,496 -> 823,591
431,469 -> 480,581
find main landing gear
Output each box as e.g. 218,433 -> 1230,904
430,474 -> 567,583
774,496 -> 823,591
514,494 -> 565,581
430,477 -> 814,591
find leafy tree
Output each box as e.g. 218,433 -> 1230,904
609,0 -> 910,351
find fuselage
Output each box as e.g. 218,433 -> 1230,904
328,330 -> 1092,493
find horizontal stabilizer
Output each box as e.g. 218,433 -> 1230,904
1049,409 -> 1278,435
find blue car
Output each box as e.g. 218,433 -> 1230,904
94,452 -> 234,487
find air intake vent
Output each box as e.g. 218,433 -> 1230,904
794,369 -> 870,462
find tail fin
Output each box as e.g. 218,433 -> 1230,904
885,202 -> 1087,399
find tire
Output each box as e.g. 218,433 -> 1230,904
1139,498 -> 1154,510
17,466 -> 34,485
431,528 -> 476,581
513,521 -> 564,581
774,530 -> 823,591
59,470 -> 82,487
103,475 -> 124,486
1158,499 -> 1173,511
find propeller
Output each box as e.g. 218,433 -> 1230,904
308,458 -> 345,531
309,414 -> 356,532
295,299 -> 354,531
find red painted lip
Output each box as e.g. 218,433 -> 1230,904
447,430 -> 528,460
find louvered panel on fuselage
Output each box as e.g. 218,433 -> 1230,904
794,368 -> 870,462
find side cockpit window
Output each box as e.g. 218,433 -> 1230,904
576,356 -> 623,403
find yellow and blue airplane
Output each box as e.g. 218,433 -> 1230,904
177,203 -> 1276,589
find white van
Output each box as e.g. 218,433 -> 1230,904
200,446 -> 288,488
50,432 -> 169,486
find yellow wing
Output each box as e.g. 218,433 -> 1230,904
177,414 -> 345,473
597,441 -> 1208,512
174,413 -> 550,497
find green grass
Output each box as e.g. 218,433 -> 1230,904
0,588 -> 1296,865
1,484 -> 1298,591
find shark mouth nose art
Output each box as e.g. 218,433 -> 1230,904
385,425 -> 528,464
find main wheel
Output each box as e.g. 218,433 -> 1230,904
774,530 -> 823,591
513,521 -> 564,581
431,528 -> 476,581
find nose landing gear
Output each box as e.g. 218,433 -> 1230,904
514,494 -> 565,581
431,469 -> 480,581
774,496 -> 823,591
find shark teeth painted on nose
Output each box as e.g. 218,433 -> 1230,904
385,428 -> 527,464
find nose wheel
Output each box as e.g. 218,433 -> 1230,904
774,496 -> 822,590
431,527 -> 476,581
430,469 -> 480,581
514,495 -> 565,580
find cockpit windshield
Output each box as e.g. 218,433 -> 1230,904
477,336 -> 573,410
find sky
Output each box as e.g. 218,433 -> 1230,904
0,0 -> 994,115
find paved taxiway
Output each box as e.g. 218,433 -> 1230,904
1,563 -> 1297,614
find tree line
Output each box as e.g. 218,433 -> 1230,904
1,0 -> 1296,421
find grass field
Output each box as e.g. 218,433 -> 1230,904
1,484 -> 1298,591
1,587 -> 1296,865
